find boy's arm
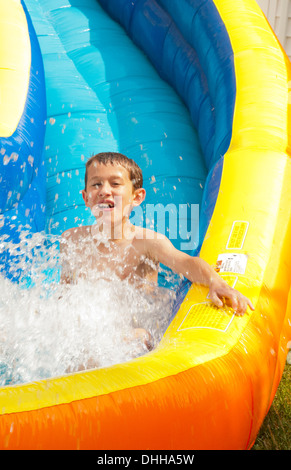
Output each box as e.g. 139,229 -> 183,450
147,234 -> 254,315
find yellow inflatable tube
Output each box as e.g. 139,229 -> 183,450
0,0 -> 30,137
0,0 -> 291,450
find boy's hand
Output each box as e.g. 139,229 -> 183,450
208,278 -> 255,315
124,328 -> 154,352
133,328 -> 154,351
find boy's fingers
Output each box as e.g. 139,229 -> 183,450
248,299 -> 255,311
209,291 -> 224,308
218,289 -> 239,312
232,295 -> 254,315
230,295 -> 239,312
209,285 -> 254,315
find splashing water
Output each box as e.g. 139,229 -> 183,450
0,232 -> 176,386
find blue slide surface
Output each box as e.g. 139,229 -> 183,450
1,0 -> 236,289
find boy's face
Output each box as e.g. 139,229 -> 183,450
82,162 -> 145,231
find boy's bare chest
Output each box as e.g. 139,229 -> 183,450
73,240 -> 157,282
90,245 -> 138,278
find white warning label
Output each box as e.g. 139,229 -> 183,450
216,253 -> 248,275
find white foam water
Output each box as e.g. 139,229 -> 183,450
0,232 -> 176,386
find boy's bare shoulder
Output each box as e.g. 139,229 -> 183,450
132,226 -> 169,259
133,226 -> 166,242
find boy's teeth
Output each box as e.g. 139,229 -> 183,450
99,203 -> 113,208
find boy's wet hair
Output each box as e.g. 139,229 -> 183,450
84,152 -> 143,190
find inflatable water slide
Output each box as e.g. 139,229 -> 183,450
0,0 -> 291,450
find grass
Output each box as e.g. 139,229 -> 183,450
252,361 -> 291,450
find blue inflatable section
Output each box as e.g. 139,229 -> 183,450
26,0 -> 207,246
0,1 -> 46,281
0,0 -> 236,289
98,0 -> 236,170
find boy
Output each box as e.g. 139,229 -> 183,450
61,152 -> 254,313
61,152 -> 254,352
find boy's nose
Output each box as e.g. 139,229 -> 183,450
99,182 -> 112,196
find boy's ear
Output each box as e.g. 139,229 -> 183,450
132,188 -> 146,207
82,189 -> 89,206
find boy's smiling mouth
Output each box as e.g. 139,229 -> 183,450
97,200 -> 115,210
